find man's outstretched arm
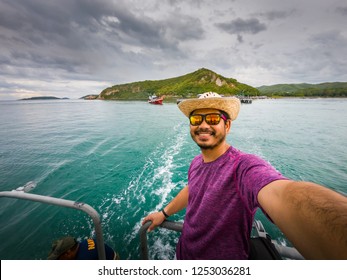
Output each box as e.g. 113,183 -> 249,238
258,180 -> 347,259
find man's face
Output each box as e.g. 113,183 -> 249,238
189,108 -> 231,150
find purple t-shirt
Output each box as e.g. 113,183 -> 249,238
176,146 -> 287,260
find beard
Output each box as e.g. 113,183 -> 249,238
190,127 -> 227,150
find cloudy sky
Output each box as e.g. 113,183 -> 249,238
1,0 -> 346,100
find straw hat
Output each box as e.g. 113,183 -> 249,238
178,92 -> 241,121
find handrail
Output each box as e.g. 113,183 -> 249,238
139,220 -> 304,260
0,189 -> 106,260
140,220 -> 183,260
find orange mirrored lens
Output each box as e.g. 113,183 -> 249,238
190,115 -> 203,125
206,114 -> 221,125
189,114 -> 222,126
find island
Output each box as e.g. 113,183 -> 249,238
19,96 -> 69,100
81,68 -> 347,100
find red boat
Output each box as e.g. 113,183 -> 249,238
148,95 -> 163,105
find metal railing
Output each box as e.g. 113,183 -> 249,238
1,187 -> 304,260
0,188 -> 106,260
139,220 -> 183,260
139,219 -> 304,260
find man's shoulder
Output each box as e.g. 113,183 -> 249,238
227,147 -> 271,169
226,146 -> 253,162
230,147 -> 263,161
191,154 -> 203,164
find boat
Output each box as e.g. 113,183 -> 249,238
148,95 -> 164,105
0,187 -> 304,260
240,98 -> 252,104
236,95 -> 252,104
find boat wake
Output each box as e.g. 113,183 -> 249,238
108,123 -> 189,259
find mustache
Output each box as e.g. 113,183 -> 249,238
194,128 -> 216,135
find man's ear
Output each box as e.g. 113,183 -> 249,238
226,119 -> 232,133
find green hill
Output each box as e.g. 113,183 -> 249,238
98,68 -> 259,100
257,82 -> 347,97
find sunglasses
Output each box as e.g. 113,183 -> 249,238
189,113 -> 227,126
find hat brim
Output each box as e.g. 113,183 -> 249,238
48,240 -> 64,260
47,237 -> 76,260
178,97 -> 241,121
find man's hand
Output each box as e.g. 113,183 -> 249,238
142,211 -> 166,232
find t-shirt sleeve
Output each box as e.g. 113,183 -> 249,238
234,154 -> 288,211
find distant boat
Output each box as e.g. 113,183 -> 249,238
240,97 -> 252,104
148,95 -> 163,105
236,94 -> 252,104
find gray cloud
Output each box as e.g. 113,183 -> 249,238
163,15 -> 204,41
237,34 -> 244,43
257,9 -> 296,21
216,18 -> 267,35
0,0 -> 346,99
0,0 -> 196,82
336,6 -> 347,16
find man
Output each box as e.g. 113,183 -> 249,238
142,92 -> 347,260
48,236 -> 120,260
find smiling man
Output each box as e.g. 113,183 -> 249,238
190,109 -> 229,150
142,92 -> 347,260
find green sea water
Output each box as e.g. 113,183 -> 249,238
0,98 -> 346,260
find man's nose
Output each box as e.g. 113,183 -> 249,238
198,118 -> 210,128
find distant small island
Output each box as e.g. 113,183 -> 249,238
80,95 -> 99,100
19,96 -> 69,100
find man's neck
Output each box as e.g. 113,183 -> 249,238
201,142 -> 230,163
